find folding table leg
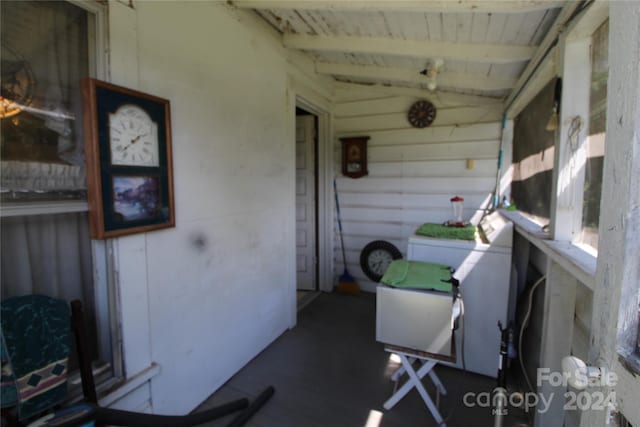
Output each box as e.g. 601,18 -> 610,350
400,354 -> 445,426
390,356 -> 416,382
427,369 -> 447,396
390,356 -> 446,396
383,356 -> 436,410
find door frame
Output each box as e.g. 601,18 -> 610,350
296,96 -> 332,294
288,92 -> 333,328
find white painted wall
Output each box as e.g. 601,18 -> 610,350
107,2 -> 309,414
334,88 -> 508,292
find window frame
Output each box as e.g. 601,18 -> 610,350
505,4 -> 639,425
507,12 -> 608,261
549,35 -> 592,247
0,0 -> 124,392
550,14 -> 609,258
560,5 -> 640,426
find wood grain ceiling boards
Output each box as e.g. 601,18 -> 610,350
231,1 -> 567,100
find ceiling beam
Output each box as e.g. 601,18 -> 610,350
505,47 -> 557,118
332,81 -> 505,108
317,62 -> 517,92
284,34 -> 535,64
232,1 -> 564,14
505,1 -> 583,113
565,0 -> 609,42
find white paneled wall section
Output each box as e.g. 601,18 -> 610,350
334,91 -> 510,292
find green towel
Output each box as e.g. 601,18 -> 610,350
415,223 -> 477,241
381,260 -> 453,293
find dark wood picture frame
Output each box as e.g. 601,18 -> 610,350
82,78 -> 175,239
340,136 -> 369,179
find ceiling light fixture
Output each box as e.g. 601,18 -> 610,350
419,58 -> 444,91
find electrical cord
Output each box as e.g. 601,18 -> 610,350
518,275 -> 546,393
458,294 -> 466,373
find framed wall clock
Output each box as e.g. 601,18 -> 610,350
340,136 -> 369,179
82,78 -> 175,239
407,100 -> 437,128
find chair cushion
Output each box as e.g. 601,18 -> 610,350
1,295 -> 71,421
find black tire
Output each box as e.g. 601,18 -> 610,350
359,240 -> 402,282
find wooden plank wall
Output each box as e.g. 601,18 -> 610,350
333,89 -> 504,292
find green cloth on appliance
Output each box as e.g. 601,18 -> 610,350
415,223 -> 477,241
381,260 -> 453,293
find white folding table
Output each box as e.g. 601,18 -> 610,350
383,341 -> 456,426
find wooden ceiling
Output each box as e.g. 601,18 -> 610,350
231,1 -> 571,101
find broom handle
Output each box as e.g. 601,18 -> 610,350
333,179 -> 348,268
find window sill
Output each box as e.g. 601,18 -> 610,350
618,352 -> 640,377
0,200 -> 88,217
98,362 -> 160,407
498,209 -> 550,239
544,241 -> 597,289
499,209 -> 597,290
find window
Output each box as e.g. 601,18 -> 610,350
511,78 -> 557,225
1,1 -> 88,198
580,20 -> 609,250
1,0 -> 118,389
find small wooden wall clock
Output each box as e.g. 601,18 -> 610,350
340,136 -> 369,179
82,78 -> 175,239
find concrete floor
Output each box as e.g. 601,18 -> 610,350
195,292 -> 532,427
296,290 -> 320,311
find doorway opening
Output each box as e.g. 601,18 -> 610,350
295,106 -> 320,311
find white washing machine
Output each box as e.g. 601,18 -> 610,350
406,212 -> 513,378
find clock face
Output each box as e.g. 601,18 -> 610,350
109,104 -> 159,167
407,100 -> 436,128
360,240 -> 403,282
367,249 -> 394,275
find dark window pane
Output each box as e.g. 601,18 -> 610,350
512,79 -> 557,222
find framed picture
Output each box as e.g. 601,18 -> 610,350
82,78 -> 175,239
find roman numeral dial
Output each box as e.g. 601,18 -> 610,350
109,104 -> 159,167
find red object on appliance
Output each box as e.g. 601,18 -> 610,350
449,196 -> 465,227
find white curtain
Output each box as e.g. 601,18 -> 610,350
1,212 -> 94,309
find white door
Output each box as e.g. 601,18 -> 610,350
295,115 -> 316,290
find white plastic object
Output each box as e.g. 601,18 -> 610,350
561,355 -> 603,390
